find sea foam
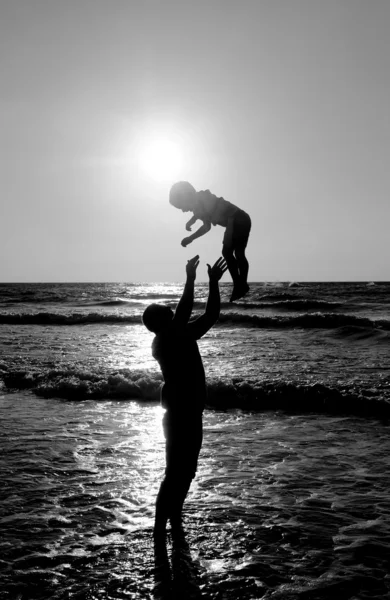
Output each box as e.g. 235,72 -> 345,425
2,367 -> 389,417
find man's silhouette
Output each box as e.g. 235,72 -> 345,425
142,255 -> 227,537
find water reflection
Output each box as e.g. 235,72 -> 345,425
2,395 -> 390,599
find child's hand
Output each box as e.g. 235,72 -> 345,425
186,255 -> 200,280
181,237 -> 192,247
185,224 -> 192,232
207,257 -> 228,282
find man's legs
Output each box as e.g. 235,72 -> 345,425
154,476 -> 172,537
168,475 -> 194,530
154,411 -> 202,537
154,473 -> 193,536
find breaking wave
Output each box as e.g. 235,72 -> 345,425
2,367 -> 389,417
0,312 -> 142,325
0,310 -> 389,332
218,312 -> 390,331
77,299 -> 139,307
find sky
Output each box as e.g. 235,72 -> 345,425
1,0 -> 389,282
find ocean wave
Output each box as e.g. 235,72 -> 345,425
0,293 -> 180,307
223,299 -> 344,310
1,368 -> 389,417
330,325 -> 390,341
0,310 -> 389,332
76,299 -> 139,307
0,294 -> 65,305
257,292 -> 301,301
0,312 -> 142,325
217,312 -> 390,331
131,292 -> 181,299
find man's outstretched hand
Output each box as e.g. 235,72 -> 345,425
207,257 -> 228,282
186,255 -> 200,280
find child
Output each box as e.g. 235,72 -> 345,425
142,255 -> 227,537
169,181 -> 252,302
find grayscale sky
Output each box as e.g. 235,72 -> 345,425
1,0 -> 389,282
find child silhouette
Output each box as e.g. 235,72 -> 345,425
169,181 -> 251,301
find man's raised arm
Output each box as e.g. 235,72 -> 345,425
187,257 -> 228,339
172,255 -> 199,327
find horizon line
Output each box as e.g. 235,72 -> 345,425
0,280 -> 389,285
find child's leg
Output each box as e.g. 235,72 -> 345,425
222,244 -> 240,285
230,210 -> 251,300
229,247 -> 250,301
235,246 -> 249,285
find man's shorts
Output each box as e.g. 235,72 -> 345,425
162,410 -> 203,480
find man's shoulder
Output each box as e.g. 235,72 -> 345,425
152,330 -> 168,344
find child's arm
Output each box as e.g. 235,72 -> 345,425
181,221 -> 212,247
185,215 -> 198,232
172,255 -> 199,327
187,257 -> 227,339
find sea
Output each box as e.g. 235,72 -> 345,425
0,281 -> 389,600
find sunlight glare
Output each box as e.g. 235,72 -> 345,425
137,137 -> 183,183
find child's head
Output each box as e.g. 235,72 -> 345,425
169,181 -> 196,211
142,303 -> 174,333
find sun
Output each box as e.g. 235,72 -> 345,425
137,137 -> 183,183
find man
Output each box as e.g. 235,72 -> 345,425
142,255 -> 227,536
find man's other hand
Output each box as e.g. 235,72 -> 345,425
207,257 -> 228,282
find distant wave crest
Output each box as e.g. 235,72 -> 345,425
0,312 -> 142,325
222,299 -> 343,310
2,367 -> 389,417
0,310 -> 389,332
218,312 -> 390,331
80,299 -> 138,307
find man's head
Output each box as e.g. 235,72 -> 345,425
169,181 -> 196,211
142,303 -> 174,333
